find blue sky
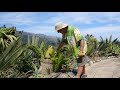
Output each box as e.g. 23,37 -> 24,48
0,12 -> 120,40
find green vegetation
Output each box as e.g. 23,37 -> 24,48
85,34 -> 120,60
50,48 -> 70,72
0,26 -> 16,53
0,25 -> 120,78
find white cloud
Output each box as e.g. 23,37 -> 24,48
23,25 -> 54,33
44,12 -> 120,25
0,12 -> 39,26
1,12 -> 120,26
0,12 -> 120,40
81,25 -> 120,40
43,12 -> 92,25
82,25 -> 120,35
23,24 -> 120,40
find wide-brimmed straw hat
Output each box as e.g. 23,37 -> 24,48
55,22 -> 68,31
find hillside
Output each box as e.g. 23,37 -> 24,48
15,31 -> 61,47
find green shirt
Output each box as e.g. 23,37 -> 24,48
61,26 -> 87,57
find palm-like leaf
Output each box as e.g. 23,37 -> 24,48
28,45 -> 41,58
0,31 -> 17,52
27,35 -> 31,46
0,37 -> 27,70
32,34 -> 35,45
109,35 -> 112,43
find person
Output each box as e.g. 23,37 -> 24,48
55,22 -> 88,78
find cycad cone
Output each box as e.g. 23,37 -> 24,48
45,46 -> 53,58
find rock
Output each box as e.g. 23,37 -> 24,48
29,76 -> 33,78
93,61 -> 96,63
95,60 -> 101,62
40,59 -> 53,75
57,73 -> 70,78
89,61 -> 94,65
46,73 -> 61,78
85,63 -> 90,67
29,74 -> 46,78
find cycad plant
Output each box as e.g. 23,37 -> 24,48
0,27 -> 17,53
104,43 -> 120,56
27,35 -> 47,61
15,49 -> 34,73
86,34 -> 120,58
99,35 -> 120,57
50,48 -> 70,72
0,36 -> 27,70
85,34 -> 100,59
29,64 -> 46,78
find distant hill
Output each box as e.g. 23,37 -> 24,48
15,31 -> 61,47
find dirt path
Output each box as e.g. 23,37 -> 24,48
86,58 -> 120,78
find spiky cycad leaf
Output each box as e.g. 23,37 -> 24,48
0,37 -> 27,70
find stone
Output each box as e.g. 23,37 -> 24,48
95,60 -> 101,62
57,73 -> 70,78
86,58 -> 120,78
85,63 -> 90,67
40,59 -> 53,75
94,71 -> 113,78
46,73 -> 61,78
89,61 -> 93,65
93,61 -> 95,63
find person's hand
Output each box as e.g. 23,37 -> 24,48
78,51 -> 85,56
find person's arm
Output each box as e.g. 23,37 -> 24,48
57,35 -> 66,51
80,40 -> 85,52
78,40 -> 85,56
57,42 -> 63,51
78,34 -> 86,56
